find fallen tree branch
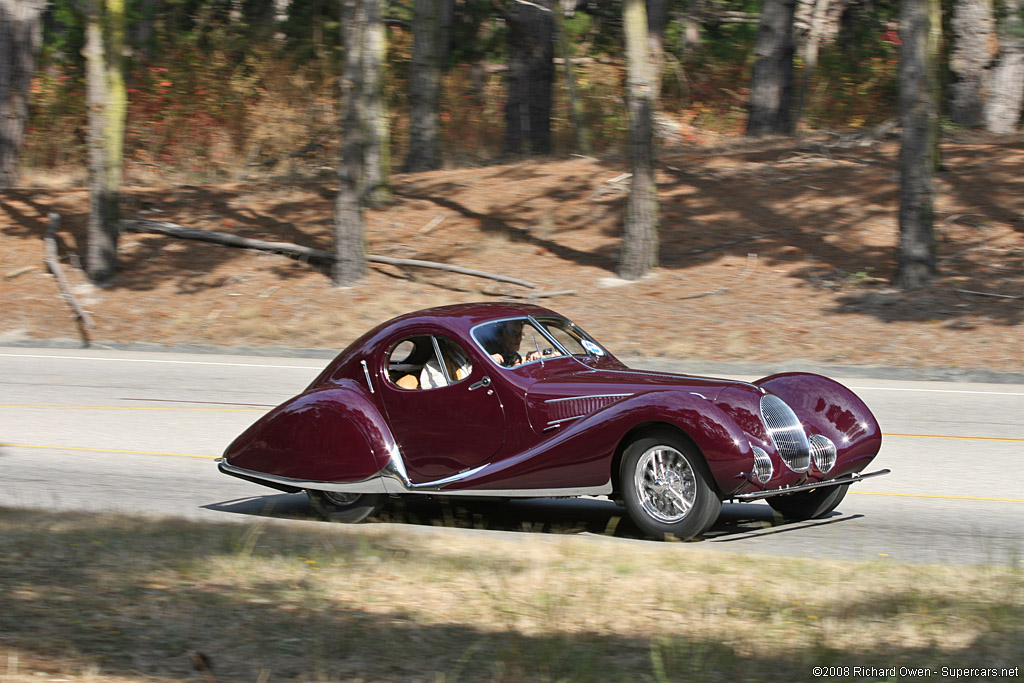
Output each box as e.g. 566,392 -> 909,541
44,213 -> 94,345
122,219 -> 537,289
677,253 -> 758,301
956,288 -> 1023,300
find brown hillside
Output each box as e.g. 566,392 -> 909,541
2,136 -> 1022,372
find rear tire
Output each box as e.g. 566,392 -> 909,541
306,490 -> 383,523
767,479 -> 849,521
620,430 -> 722,541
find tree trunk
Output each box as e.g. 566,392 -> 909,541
0,0 -> 45,188
984,0 -> 1024,133
85,0 -> 127,283
555,5 -> 592,156
618,0 -> 658,281
793,0 -> 828,132
362,0 -> 389,203
646,0 -> 668,98
504,0 -> 554,156
405,0 -> 443,172
747,0 -> 796,136
334,0 -> 369,286
895,0 -> 940,289
949,0 -> 997,128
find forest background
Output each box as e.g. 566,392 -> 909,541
1,0 -> 1022,372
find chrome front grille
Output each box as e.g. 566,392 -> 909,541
808,434 -> 837,473
760,394 -> 810,473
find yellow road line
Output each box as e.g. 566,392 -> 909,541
0,443 -> 217,459
887,433 -> 1024,443
0,405 -> 266,412
852,490 -> 1024,503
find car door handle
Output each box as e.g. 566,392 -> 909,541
469,376 -> 491,391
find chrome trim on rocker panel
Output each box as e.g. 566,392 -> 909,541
733,468 -> 890,501
222,455 -> 614,498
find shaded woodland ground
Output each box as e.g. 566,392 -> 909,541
1,133 -> 1022,372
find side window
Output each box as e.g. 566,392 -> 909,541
422,337 -> 473,389
385,335 -> 473,391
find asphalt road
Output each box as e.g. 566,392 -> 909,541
1,347 -> 1022,567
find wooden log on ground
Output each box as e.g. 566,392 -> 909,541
122,219 -> 537,289
44,213 -> 94,345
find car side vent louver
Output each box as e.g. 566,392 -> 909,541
760,394 -> 810,473
808,434 -> 837,473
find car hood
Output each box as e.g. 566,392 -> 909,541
524,366 -> 752,434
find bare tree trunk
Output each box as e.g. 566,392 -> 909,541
0,0 -> 45,188
949,0 -> 997,128
334,0 -> 369,286
504,0 -> 554,156
85,0 -> 127,283
793,0 -> 828,132
984,0 -> 1024,133
362,0 -> 389,203
895,0 -> 940,289
646,0 -> 668,98
555,5 -> 592,156
747,0 -> 796,136
405,0 -> 443,172
618,0 -> 658,281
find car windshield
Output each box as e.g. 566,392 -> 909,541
534,316 -> 606,357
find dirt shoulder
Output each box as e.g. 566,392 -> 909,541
2,136 -> 1022,374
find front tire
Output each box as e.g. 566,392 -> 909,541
767,478 -> 850,521
620,430 -> 722,541
306,490 -> 384,523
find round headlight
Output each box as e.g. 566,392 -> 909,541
751,445 -> 773,484
809,434 -> 837,473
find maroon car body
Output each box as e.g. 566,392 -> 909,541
219,302 -> 887,540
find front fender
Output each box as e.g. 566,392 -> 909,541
222,379 -> 396,483
754,373 -> 883,476
450,390 -> 754,496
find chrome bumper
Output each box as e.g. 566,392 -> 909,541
733,468 -> 891,501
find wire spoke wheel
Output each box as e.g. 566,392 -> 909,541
620,430 -> 722,541
635,447 -> 697,523
306,490 -> 384,523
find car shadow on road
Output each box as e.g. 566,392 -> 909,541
202,494 -> 857,543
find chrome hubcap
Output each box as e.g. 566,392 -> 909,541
635,446 -> 696,523
323,491 -> 362,506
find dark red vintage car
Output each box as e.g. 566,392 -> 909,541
219,302 -> 888,540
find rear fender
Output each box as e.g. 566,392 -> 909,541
222,379 -> 396,483
754,373 -> 882,474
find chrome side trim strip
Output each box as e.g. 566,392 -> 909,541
546,415 -> 585,426
219,460 -> 613,498
360,360 -> 374,394
544,393 -> 633,404
220,460 -> 389,494
733,468 -> 890,501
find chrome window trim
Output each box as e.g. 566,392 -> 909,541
429,335 -> 453,385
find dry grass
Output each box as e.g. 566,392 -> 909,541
1,507 -> 1020,682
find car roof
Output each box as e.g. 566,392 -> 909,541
384,301 -> 562,331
